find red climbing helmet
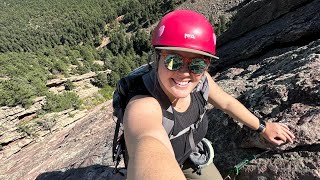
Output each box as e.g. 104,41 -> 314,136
152,10 -> 218,59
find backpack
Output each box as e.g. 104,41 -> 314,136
112,63 -> 152,172
112,62 -> 210,173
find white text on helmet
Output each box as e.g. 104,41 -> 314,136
184,33 -> 195,39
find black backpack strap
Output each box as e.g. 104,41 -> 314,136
142,69 -> 176,134
112,63 -> 153,173
142,69 -> 172,108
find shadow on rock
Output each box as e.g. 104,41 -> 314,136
36,165 -> 126,180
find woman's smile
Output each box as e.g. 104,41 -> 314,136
171,78 -> 191,87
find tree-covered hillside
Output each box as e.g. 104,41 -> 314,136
0,0 -> 186,110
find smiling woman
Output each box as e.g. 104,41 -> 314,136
114,9 -> 295,180
157,50 -> 208,102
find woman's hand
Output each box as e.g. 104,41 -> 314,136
261,122 -> 295,145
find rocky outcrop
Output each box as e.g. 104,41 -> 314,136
213,0 -> 320,72
0,97 -> 45,152
0,71 -> 110,161
206,0 -> 320,179
0,102 -> 120,180
0,107 -> 88,160
46,70 -> 111,87
207,39 -> 320,179
178,0 -> 243,19
0,97 -> 45,124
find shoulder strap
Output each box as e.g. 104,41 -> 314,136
142,69 -> 175,134
112,63 -> 152,171
194,74 -> 209,101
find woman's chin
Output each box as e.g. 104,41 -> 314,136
171,91 -> 190,99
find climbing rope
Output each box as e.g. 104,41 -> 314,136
223,149 -> 271,180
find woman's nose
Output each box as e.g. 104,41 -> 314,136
177,62 -> 190,74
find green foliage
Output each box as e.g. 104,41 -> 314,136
43,92 -> 82,112
82,85 -> 114,108
17,124 -> 36,137
0,0 -> 116,53
219,15 -> 227,33
0,52 -> 49,81
0,78 -> 39,108
68,112 -> 75,118
92,72 -> 109,88
122,0 -> 186,30
52,60 -> 68,75
64,79 -> 75,91
0,0 -> 183,109
107,30 -> 131,55
36,117 -> 56,133
0,0 -> 185,53
132,30 -> 152,55
212,15 -> 229,36
0,51 -> 81,107
80,46 -> 95,62
91,63 -> 104,72
107,71 -> 121,87
76,65 -> 90,75
99,85 -> 115,100
82,93 -> 105,109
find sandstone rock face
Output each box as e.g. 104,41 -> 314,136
213,0 -> 320,72
178,0 -> 242,18
206,0 -> 320,179
0,97 -> 45,156
207,40 -> 320,179
0,72 -> 123,179
0,70 -> 109,160
0,101 -> 123,180
46,70 -> 111,87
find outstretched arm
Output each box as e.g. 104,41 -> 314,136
205,72 -> 295,145
124,95 -> 185,180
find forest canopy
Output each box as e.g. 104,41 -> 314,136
0,0 -> 186,110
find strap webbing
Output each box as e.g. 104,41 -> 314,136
189,127 -> 196,152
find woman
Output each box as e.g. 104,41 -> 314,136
123,10 -> 295,180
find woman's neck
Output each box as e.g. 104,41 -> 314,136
171,95 -> 191,112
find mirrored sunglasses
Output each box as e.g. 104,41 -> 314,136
159,53 -> 210,74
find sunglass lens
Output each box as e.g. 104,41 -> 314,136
164,55 -> 183,71
189,59 -> 208,74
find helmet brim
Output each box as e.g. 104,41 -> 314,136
155,46 -> 219,59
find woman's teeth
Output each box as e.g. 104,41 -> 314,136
173,79 -> 189,86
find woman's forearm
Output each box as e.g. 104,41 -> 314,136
223,98 -> 260,130
127,136 -> 185,180
222,95 -> 295,145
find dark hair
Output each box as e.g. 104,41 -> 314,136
148,48 -> 161,71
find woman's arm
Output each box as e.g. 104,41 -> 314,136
205,72 -> 295,145
124,95 -> 185,180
